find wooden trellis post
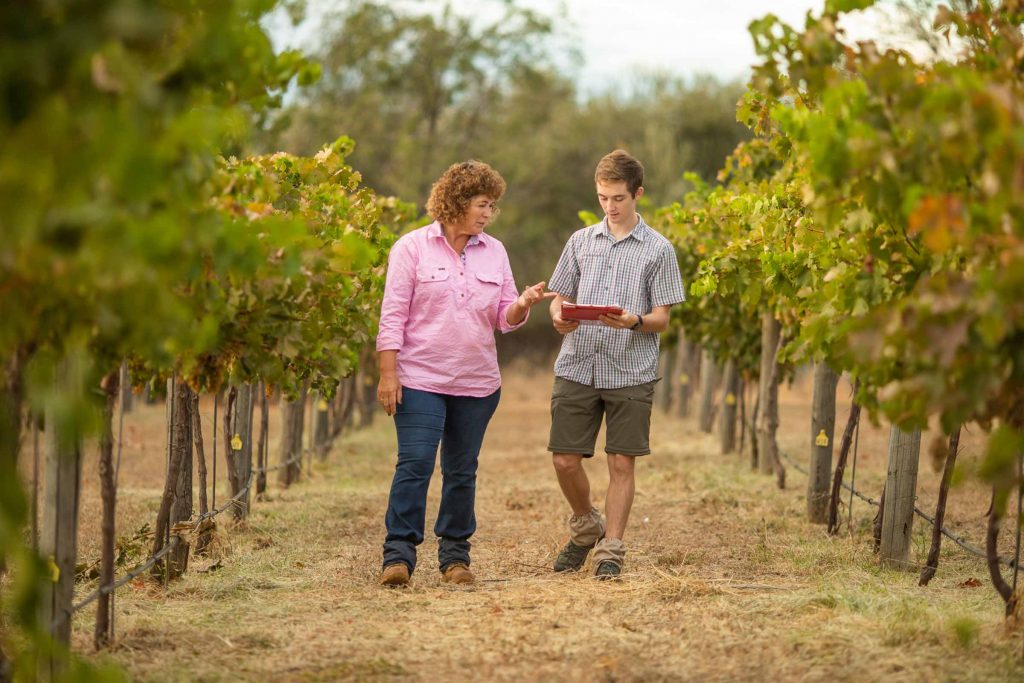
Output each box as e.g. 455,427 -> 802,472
880,426 -> 922,569
225,384 -> 256,519
279,384 -> 308,487
698,349 -> 719,434
314,391 -> 330,460
38,364 -> 83,678
807,363 -> 839,523
674,337 -> 698,419
756,313 -> 782,478
719,359 -> 740,454
657,346 -> 675,413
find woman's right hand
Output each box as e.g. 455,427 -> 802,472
377,373 -> 402,416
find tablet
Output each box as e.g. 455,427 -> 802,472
561,303 -> 624,321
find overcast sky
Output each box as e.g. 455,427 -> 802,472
527,0 -> 832,86
271,1 -> 947,93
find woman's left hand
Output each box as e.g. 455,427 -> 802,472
377,373 -> 402,417
518,281 -> 557,308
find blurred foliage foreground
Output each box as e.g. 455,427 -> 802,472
7,0 -> 1023,678
0,1 -> 414,678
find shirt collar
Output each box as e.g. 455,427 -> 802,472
427,220 -> 487,247
595,214 -> 648,242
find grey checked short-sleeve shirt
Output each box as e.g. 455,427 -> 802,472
548,215 -> 686,389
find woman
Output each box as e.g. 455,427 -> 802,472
376,160 -> 552,586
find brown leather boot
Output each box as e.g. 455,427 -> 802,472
380,563 -> 410,587
441,563 -> 475,585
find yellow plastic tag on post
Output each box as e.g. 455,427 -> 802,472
231,434 -> 243,451
679,373 -> 690,386
815,429 -> 829,447
48,556 -> 60,583
725,393 -> 736,406
317,398 -> 329,412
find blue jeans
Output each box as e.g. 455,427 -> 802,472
382,386 -> 500,573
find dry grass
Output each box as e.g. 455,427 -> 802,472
47,370 -> 1024,681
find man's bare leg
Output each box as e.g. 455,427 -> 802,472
604,454 -> 636,540
552,453 -> 592,516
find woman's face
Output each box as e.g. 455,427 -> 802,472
452,195 -> 498,236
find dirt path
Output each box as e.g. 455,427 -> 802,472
78,373 -> 1023,682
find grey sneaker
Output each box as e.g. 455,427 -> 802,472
553,539 -> 595,572
594,560 -> 621,580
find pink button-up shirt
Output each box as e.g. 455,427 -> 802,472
376,221 -> 527,397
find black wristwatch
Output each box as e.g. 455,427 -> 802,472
629,314 -> 643,331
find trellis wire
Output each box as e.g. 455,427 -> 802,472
741,416 -> 1015,569
52,468 -> 256,632
45,365 -> 353,652
56,416 -> 316,632
777,445 -> 1016,569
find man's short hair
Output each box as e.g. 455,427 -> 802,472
595,150 -> 644,196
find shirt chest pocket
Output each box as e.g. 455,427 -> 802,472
472,271 -> 503,312
415,262 -> 453,305
578,242 -> 610,271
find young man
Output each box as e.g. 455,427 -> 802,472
546,149 -> 685,579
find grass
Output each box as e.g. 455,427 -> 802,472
45,372 -> 1024,681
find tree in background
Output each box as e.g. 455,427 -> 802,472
270,0 -> 562,201
266,1 -> 750,356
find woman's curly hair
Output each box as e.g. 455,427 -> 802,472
426,160 -> 506,225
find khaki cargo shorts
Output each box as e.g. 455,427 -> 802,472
547,377 -> 656,457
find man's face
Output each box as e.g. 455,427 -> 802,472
596,180 -> 643,230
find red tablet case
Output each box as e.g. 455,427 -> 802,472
561,302 -> 624,321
